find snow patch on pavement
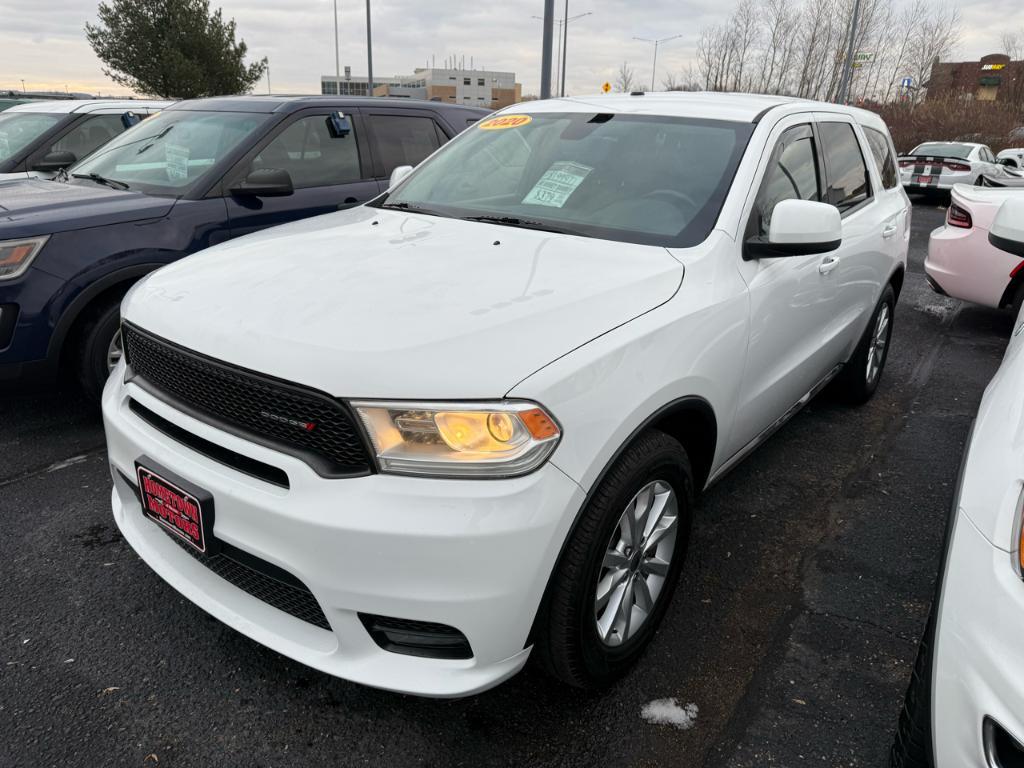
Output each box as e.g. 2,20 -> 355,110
640,698 -> 699,729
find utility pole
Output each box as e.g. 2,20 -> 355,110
266,60 -> 271,94
560,9 -> 592,96
540,0 -> 555,99
333,0 -> 340,78
837,0 -> 862,104
366,0 -> 374,97
633,35 -> 681,92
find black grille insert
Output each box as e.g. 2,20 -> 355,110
359,613 -> 473,659
122,323 -> 372,478
169,531 -> 331,631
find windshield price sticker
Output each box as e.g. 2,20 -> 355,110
479,114 -> 533,131
165,143 -> 190,181
522,161 -> 593,208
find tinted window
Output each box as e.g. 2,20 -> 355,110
910,142 -> 973,160
751,124 -> 821,237
50,114 -> 125,161
819,122 -> 870,211
382,112 -> 754,248
864,126 -> 898,189
370,115 -> 443,175
0,112 -> 62,162
250,114 -> 361,188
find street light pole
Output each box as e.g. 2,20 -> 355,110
837,0 -> 862,104
633,35 -> 681,92
334,0 -> 340,79
365,0 -> 374,97
540,0 -> 555,99
560,11 -> 592,96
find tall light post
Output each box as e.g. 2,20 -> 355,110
365,0 -> 374,97
837,0 -> 862,104
333,0 -> 340,79
560,10 -> 591,96
20,79 -> 26,93
633,34 -> 682,92
532,10 -> 591,97
540,0 -> 555,99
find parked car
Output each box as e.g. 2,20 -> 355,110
925,184 -> 1024,311
102,93 -> 910,696
899,141 -> 1005,192
997,147 -> 1024,169
891,197 -> 1024,768
0,98 -> 32,112
0,95 -> 486,396
0,100 -> 170,180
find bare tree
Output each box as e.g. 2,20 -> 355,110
614,61 -> 637,92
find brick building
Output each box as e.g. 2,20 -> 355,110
321,67 -> 521,110
927,53 -> 1024,103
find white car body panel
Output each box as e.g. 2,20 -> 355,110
932,309 -> 1024,764
926,185 -> 1024,308
997,147 -> 1024,169
103,93 -> 910,695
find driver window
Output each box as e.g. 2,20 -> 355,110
250,115 -> 361,189
750,124 -> 821,238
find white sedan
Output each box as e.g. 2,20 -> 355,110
899,141 -> 1005,192
891,198 -> 1024,767
102,93 -> 909,696
926,184 -> 1024,311
997,147 -> 1024,170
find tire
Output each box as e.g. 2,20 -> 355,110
831,284 -> 896,405
1011,281 -> 1024,319
73,296 -> 123,400
533,429 -> 694,689
890,606 -> 937,767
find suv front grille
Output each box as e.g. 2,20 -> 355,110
122,323 -> 372,478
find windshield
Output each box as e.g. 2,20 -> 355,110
910,143 -> 973,159
0,112 -> 63,163
378,112 -> 754,247
71,109 -> 270,195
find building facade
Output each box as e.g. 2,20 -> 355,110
321,67 -> 520,109
927,53 -> 1024,103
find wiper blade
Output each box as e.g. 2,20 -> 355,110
379,201 -> 448,217
462,215 -> 578,235
72,172 -> 130,190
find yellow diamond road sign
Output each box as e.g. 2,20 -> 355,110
602,82 -> 611,93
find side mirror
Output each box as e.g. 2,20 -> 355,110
230,168 -> 294,198
388,164 -> 414,189
326,111 -> 351,138
31,150 -> 77,172
988,197 -> 1024,257
744,199 -> 842,260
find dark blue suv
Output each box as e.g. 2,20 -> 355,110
0,95 -> 487,396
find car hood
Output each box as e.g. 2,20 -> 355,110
124,206 -> 684,399
0,178 -> 176,237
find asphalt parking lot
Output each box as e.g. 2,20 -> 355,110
0,199 -> 1013,768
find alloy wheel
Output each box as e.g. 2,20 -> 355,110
106,329 -> 123,373
594,480 -> 678,647
866,304 -> 890,385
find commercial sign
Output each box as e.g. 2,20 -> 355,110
981,63 -> 1006,71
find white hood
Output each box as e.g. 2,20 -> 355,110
124,206 -> 684,399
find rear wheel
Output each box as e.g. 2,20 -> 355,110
831,285 -> 895,405
533,430 -> 694,689
73,297 -> 123,400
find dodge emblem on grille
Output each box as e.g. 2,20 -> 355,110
259,411 -> 317,432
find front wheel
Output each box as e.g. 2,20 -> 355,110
533,430 -> 694,689
831,284 -> 895,405
890,606 -> 937,767
73,297 -> 123,400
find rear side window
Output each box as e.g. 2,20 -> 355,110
819,122 -> 870,212
751,124 -> 821,238
370,115 -> 443,175
863,127 -> 898,190
50,114 -> 125,161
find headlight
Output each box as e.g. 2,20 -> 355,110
352,400 -> 561,478
0,235 -> 49,280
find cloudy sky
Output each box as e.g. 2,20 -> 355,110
1,0 -> 1022,98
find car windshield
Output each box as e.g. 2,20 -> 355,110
910,143 -> 973,159
0,112 -> 63,162
378,112 -> 755,247
70,109 -> 270,195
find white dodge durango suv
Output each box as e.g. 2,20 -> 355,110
102,93 -> 910,696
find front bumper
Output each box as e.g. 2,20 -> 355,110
933,512 -> 1024,767
103,368 -> 585,697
